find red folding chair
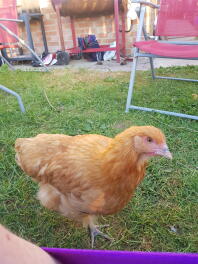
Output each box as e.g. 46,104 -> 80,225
0,0 -> 48,69
0,0 -> 48,112
0,0 -> 25,112
126,0 -> 198,120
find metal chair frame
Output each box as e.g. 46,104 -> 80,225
0,16 -> 49,113
126,0 -> 198,120
0,18 -> 48,71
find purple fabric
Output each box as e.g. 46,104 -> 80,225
43,248 -> 198,264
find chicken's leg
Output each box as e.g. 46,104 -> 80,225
83,215 -> 113,247
89,225 -> 113,248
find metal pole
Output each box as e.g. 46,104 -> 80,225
114,0 -> 120,63
0,23 -> 49,71
0,18 -> 23,22
40,15 -> 49,54
136,6 -> 146,41
125,55 -> 138,112
129,105 -> 198,120
0,84 -> 25,113
20,13 -> 35,55
149,57 -> 155,79
0,54 -> 15,70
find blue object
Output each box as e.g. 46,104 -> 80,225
0,84 -> 25,113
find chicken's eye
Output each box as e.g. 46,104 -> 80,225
147,137 -> 153,143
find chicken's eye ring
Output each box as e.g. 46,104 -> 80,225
147,137 -> 153,143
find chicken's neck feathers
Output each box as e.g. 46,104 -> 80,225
101,139 -> 147,182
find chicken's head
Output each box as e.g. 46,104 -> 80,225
115,126 -> 172,161
132,126 -> 172,159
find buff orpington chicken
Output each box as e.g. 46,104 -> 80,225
15,126 -> 172,247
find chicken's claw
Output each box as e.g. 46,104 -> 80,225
89,225 -> 113,248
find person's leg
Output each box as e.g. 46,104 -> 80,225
0,224 -> 60,264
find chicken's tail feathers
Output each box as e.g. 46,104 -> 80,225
14,138 -> 27,168
15,138 -> 25,150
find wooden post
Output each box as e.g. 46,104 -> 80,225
121,10 -> 126,57
70,16 -> 77,48
55,5 -> 65,51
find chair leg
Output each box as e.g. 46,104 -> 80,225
0,23 -> 49,72
149,57 -> 155,79
0,85 -> 25,113
125,56 -> 138,112
0,54 -> 15,70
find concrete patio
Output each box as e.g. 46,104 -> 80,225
14,56 -> 198,72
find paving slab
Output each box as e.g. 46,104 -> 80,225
13,57 -> 198,72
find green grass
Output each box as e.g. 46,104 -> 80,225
0,65 -> 198,252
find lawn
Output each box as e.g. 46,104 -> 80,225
0,65 -> 197,252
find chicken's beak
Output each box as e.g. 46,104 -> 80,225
155,144 -> 172,159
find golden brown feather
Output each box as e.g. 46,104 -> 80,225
15,126 -> 172,247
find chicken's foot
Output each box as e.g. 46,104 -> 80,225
89,225 -> 113,248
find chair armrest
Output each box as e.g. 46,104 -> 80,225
131,0 -> 159,9
160,40 -> 198,45
0,18 -> 23,23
